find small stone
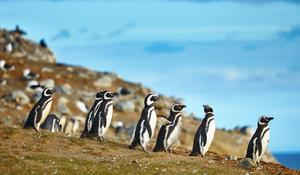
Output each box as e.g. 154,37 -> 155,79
239,158 -> 257,170
41,67 -> 53,73
40,79 -> 55,88
93,75 -> 114,88
8,90 -> 30,105
115,101 -> 135,112
227,155 -> 238,161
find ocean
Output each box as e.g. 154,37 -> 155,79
274,153 -> 300,170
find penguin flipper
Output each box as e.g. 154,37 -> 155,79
153,126 -> 166,152
33,105 -> 43,128
256,138 -> 263,157
157,115 -> 172,125
145,120 -> 152,139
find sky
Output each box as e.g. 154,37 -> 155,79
0,0 -> 299,152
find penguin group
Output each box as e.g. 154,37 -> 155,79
23,87 -> 274,166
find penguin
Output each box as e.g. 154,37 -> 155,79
88,91 -> 118,141
245,115 -> 274,165
23,68 -> 39,80
12,25 -> 27,36
129,94 -> 160,152
153,103 -> 186,153
40,114 -> 62,132
81,91 -> 104,138
64,117 -> 82,136
39,39 -> 47,48
76,98 -> 89,113
0,60 -> 15,71
23,87 -> 57,132
27,80 -> 45,92
190,105 -> 216,157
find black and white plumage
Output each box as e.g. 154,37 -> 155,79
246,115 -> 274,165
190,105 -> 216,156
23,68 -> 39,80
0,60 -> 15,71
154,104 -> 186,153
81,91 -> 118,141
64,117 -> 82,136
23,88 -> 57,132
27,80 -> 45,92
81,91 -> 104,138
129,94 -> 159,152
40,114 -> 62,132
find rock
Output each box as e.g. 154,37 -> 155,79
57,84 -> 73,95
57,97 -> 71,114
115,101 -> 135,112
0,116 -> 12,126
78,72 -> 89,79
240,126 -> 254,136
41,67 -> 53,73
40,79 -> 55,88
227,155 -> 238,161
93,75 -> 114,88
32,91 -> 42,102
117,87 -> 132,96
239,158 -> 257,170
8,90 -> 30,105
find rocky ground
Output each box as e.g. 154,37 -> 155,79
0,27 -> 298,174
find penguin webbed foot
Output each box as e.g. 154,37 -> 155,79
97,136 -> 104,142
142,146 -> 151,153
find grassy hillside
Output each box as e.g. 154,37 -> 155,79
1,126 -> 298,175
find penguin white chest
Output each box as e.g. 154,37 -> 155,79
102,105 -> 113,134
167,119 -> 182,148
40,100 -> 53,125
149,110 -> 157,138
203,118 -> 215,153
260,128 -> 270,158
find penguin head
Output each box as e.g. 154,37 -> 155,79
203,105 -> 213,113
95,91 -> 105,100
171,103 -> 186,112
103,91 -> 118,100
144,94 -> 159,106
258,115 -> 274,125
43,87 -> 57,97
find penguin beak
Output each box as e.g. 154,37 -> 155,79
112,92 -> 119,97
154,95 -> 161,101
267,117 -> 274,121
180,104 -> 187,109
108,92 -> 118,98
50,88 -> 57,94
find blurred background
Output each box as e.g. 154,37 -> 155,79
0,0 -> 299,170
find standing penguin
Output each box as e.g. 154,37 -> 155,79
245,115 -> 274,165
40,114 -> 62,132
81,91 -> 104,138
24,88 -> 57,132
87,91 -> 118,141
153,103 -> 186,153
129,94 -> 159,152
190,105 -> 216,156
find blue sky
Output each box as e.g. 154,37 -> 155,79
0,0 -> 299,152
